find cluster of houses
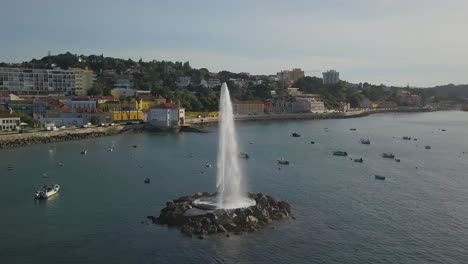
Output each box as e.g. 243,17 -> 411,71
0,92 -> 185,132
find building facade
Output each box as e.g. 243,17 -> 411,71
147,104 -> 185,129
277,68 -> 305,87
291,94 -> 325,113
0,67 -> 88,96
232,100 -> 265,115
0,114 -> 20,131
74,68 -> 95,96
322,70 -> 340,85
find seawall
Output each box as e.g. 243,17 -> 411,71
0,124 -> 145,149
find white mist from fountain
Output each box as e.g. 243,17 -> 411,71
193,83 -> 256,210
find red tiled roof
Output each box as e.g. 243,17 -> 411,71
0,113 -> 17,118
151,103 -> 174,109
10,100 -> 33,105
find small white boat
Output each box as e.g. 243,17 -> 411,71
81,150 -> 87,155
205,162 -> 212,168
108,147 -> 115,152
34,184 -> 60,199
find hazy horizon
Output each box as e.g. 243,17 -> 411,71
1,0 -> 467,87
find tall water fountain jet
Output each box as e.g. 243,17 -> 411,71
193,83 -> 256,210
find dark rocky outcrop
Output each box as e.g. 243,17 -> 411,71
149,192 -> 292,238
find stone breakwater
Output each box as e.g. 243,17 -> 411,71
147,192 -> 292,239
0,124 -> 146,149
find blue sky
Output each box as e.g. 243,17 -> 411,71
1,0 -> 467,87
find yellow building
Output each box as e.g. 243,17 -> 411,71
98,99 -> 138,112
136,95 -> 166,111
110,111 -> 144,122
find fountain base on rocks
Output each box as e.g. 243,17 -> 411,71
148,192 -> 292,239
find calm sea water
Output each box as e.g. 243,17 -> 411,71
1,111 -> 467,264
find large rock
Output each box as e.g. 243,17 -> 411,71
207,225 -> 218,234
277,201 -> 292,214
181,225 -> 194,237
217,225 -> 228,233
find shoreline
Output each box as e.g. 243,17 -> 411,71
0,107 -> 456,149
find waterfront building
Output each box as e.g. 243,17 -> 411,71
33,98 -> 49,118
0,67 -> 95,96
339,102 -> 351,112
66,98 -> 97,112
110,110 -> 144,122
322,70 -> 340,85
232,100 -> 264,115
0,114 -> 20,131
147,103 -> 185,130
9,99 -> 34,115
291,94 -> 325,113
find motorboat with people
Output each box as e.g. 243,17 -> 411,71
34,184 -> 60,199
277,158 -> 290,165
144,178 -> 150,184
333,151 -> 348,156
375,175 -> 386,180
291,133 -> 301,137
360,138 -> 371,145
382,153 -> 395,159
239,152 -> 250,159
403,136 -> 411,140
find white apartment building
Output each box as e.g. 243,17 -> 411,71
0,114 -> 20,131
0,67 -> 95,96
322,70 -> 340,85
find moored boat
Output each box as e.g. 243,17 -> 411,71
425,146 -> 431,149
333,151 -> 348,156
375,175 -> 386,180
354,158 -> 363,163
34,184 -> 60,199
360,139 -> 371,145
144,178 -> 150,184
81,150 -> 87,155
277,158 -> 290,165
382,153 -> 395,159
291,133 -> 301,137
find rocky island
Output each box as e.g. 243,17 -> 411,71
148,192 -> 292,239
